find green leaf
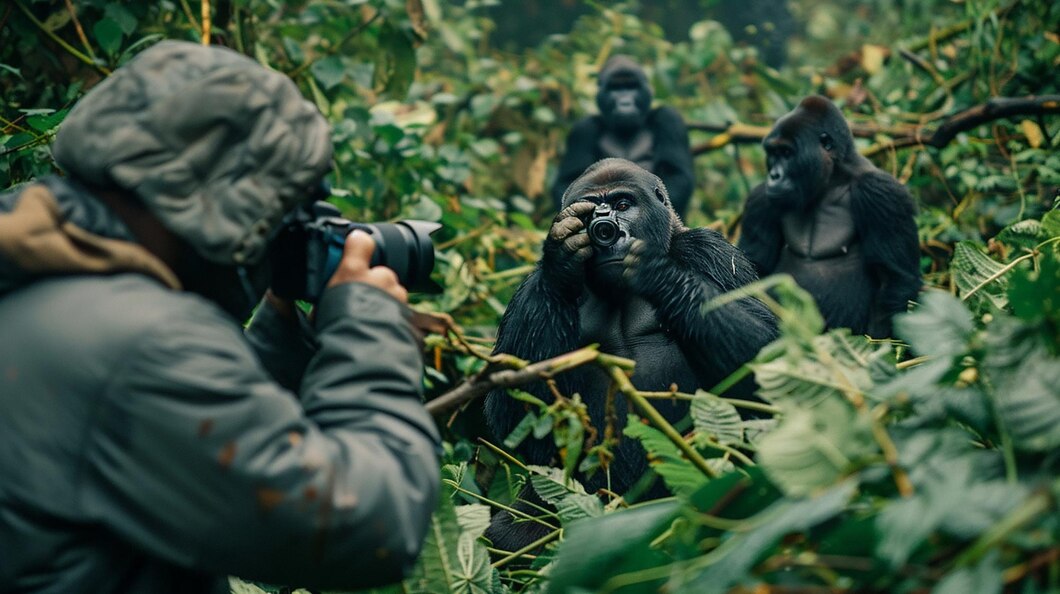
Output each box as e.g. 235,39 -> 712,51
547,500 -> 679,594
406,496 -> 493,594
952,241 -> 1008,310
984,318 -> 1060,451
690,391 -> 743,446
1008,252 -> 1060,327
893,290 -> 974,357
93,18 -> 124,56
104,3 -> 138,35
933,552 -> 1002,594
757,398 -> 876,497
529,469 -> 603,523
623,415 -> 711,497
375,22 -> 417,98
681,481 -> 857,593
311,56 -> 347,90
995,218 -> 1044,251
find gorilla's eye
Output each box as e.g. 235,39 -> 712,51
615,200 -> 632,211
819,133 -> 834,151
774,146 -> 794,159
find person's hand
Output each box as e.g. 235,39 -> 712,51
541,201 -> 595,298
327,231 -> 409,304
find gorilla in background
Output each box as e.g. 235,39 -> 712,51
738,96 -> 921,337
486,158 -> 777,551
551,56 -> 695,218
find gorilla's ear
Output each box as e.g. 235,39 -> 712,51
654,186 -> 666,204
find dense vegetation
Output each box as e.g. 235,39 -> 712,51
3,1 -> 1058,592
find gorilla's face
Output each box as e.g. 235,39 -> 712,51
762,95 -> 855,211
563,159 -> 674,297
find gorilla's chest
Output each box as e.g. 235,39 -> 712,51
598,129 -> 654,172
578,295 -> 698,392
780,185 -> 857,259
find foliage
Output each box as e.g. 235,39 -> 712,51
3,0 -> 1060,593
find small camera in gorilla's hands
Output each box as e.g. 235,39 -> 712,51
587,203 -> 621,248
269,201 -> 441,302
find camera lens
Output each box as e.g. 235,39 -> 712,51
587,217 -> 621,248
357,221 -> 442,294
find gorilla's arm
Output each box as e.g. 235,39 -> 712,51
629,228 -> 779,396
483,272 -> 586,462
737,184 -> 784,276
648,107 -> 695,217
551,117 -> 604,210
850,171 -> 922,336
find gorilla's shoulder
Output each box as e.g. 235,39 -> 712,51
673,227 -> 761,289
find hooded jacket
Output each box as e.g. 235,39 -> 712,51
0,40 -> 440,594
0,176 -> 441,593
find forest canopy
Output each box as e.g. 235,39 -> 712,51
2,0 -> 1059,593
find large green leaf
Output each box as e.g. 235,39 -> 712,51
933,552 -> 1002,594
984,318 -> 1060,452
406,496 -> 494,594
690,391 -> 743,446
951,241 -> 1008,310
893,290 -> 974,357
546,500 -> 680,594
757,398 -> 877,497
680,481 -> 858,593
751,330 -> 881,408
529,468 -> 603,524
623,415 -> 711,497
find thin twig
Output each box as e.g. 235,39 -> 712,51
13,0 -> 110,75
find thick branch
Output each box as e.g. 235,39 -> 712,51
689,95 -> 1060,156
425,346 -> 635,416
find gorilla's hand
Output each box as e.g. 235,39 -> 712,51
623,238 -> 678,298
541,202 -> 595,298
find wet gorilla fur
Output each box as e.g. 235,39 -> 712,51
739,96 -> 921,337
484,159 -> 777,552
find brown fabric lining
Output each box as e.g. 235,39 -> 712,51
0,184 -> 181,289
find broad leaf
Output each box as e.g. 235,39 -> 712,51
546,501 -> 680,594
757,398 -> 876,496
690,391 -> 743,446
681,481 -> 857,593
623,415 -> 711,497
952,241 -> 1008,310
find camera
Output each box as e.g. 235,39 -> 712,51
270,201 -> 441,302
587,204 -> 622,248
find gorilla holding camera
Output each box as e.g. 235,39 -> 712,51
551,56 -> 695,218
485,158 -> 777,551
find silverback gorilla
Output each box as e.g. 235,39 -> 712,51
551,56 -> 695,218
485,159 -> 777,551
738,96 -> 921,337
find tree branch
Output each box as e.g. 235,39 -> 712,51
688,95 -> 1060,156
425,346 -> 634,416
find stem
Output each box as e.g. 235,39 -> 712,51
953,489 -> 1051,568
962,235 -> 1060,301
443,480 -> 560,533
491,529 -> 561,569
200,0 -> 211,44
607,365 -> 720,479
14,0 -> 110,75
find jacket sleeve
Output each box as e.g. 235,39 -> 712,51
78,282 -> 441,590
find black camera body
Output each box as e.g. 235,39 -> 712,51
270,202 -> 440,302
587,203 -> 622,248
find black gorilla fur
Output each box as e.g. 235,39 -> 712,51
485,159 -> 777,552
739,96 -> 921,337
551,56 -> 695,218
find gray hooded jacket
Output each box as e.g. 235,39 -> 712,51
0,41 -> 440,594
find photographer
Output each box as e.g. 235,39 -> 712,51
0,41 -> 440,593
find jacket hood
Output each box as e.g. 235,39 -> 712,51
0,177 -> 180,295
51,40 -> 333,266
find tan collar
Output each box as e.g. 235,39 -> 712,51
0,184 -> 181,289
